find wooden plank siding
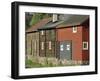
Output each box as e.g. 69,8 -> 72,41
57,26 -> 83,61
82,19 -> 89,61
32,32 -> 39,57
26,33 -> 33,56
26,32 -> 39,58
25,17 -> 52,58
25,15 -> 89,62
39,29 -> 56,57
45,29 -> 56,57
39,30 -> 46,57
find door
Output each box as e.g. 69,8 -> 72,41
59,41 -> 72,60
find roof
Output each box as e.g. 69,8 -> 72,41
57,15 -> 89,28
38,20 -> 64,30
38,15 -> 89,30
26,17 -> 52,32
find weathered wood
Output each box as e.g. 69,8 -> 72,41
26,32 -> 39,59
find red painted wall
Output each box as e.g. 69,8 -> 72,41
57,26 -> 83,61
82,26 -> 89,60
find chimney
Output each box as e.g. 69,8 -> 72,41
52,14 -> 58,22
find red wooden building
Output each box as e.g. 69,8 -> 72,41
56,15 -> 89,62
39,14 -> 89,63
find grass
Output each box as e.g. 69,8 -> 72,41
25,59 -> 56,68
25,57 -> 89,68
25,59 -> 42,68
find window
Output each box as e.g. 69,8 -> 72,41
60,45 -> 64,51
52,14 -> 58,22
34,41 -> 37,51
66,44 -> 70,50
49,41 -> 52,50
73,26 -> 77,33
41,42 -> 44,50
41,30 -> 44,35
83,42 -> 88,50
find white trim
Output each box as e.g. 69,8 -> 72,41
83,42 -> 88,50
60,45 -> 64,51
41,30 -> 44,35
66,44 -> 70,50
52,14 -> 58,22
72,26 -> 77,33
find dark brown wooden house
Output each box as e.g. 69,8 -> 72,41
26,18 -> 51,59
39,29 -> 56,57
38,14 -> 64,57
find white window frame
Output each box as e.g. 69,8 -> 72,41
60,45 -> 64,51
73,26 -> 77,33
52,14 -> 58,22
83,42 -> 88,50
41,42 -> 44,50
66,44 -> 70,50
41,30 -> 44,35
49,41 -> 52,50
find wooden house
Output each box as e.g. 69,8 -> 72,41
39,29 -> 56,57
56,15 -> 89,62
26,13 -> 89,64
26,18 -> 51,59
39,14 -> 89,63
38,14 -> 64,57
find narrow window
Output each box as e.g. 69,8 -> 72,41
83,42 -> 88,50
41,42 -> 44,50
41,30 -> 44,35
73,26 -> 77,33
60,45 -> 64,51
49,41 -> 52,50
30,40 -> 32,55
66,44 -> 70,50
34,41 -> 37,51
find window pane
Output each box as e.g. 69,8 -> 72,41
41,42 -> 44,50
60,45 -> 64,51
41,30 -> 44,35
73,26 -> 77,33
66,44 -> 70,50
49,41 -> 52,50
84,43 -> 87,48
83,42 -> 88,50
